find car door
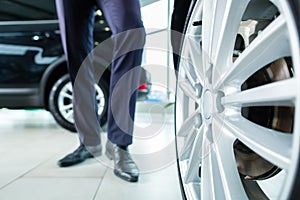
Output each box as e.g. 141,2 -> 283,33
0,0 -> 63,107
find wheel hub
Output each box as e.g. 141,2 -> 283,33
203,90 -> 213,120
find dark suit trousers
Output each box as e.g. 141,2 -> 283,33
55,0 -> 145,146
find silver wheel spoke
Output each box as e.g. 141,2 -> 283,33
60,91 -> 72,99
66,83 -> 72,91
180,127 -> 198,161
220,114 -> 292,169
217,16 -> 290,88
64,109 -> 73,120
57,82 -> 74,123
178,79 -> 198,102
177,108 -> 201,137
59,103 -> 72,112
222,78 -> 296,107
201,135 -> 219,200
202,0 -> 249,84
97,96 -> 105,108
184,36 -> 205,84
203,118 -> 247,199
184,125 -> 204,183
96,93 -> 102,101
182,0 -> 204,84
211,118 -> 249,199
94,84 -> 105,117
201,133 -> 248,199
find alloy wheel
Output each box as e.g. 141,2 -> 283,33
58,81 -> 106,124
175,0 -> 300,199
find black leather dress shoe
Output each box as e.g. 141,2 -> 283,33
106,141 -> 139,182
57,144 -> 102,167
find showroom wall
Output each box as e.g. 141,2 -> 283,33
141,0 -> 176,103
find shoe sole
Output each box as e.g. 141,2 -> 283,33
58,152 -> 101,167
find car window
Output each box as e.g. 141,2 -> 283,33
0,0 -> 57,21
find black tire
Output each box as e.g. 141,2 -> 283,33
49,74 -> 109,132
290,1 -> 300,199
171,0 -> 192,72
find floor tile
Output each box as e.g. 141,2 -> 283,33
95,164 -> 182,200
0,178 -> 101,200
0,107 -> 182,200
0,128 -> 77,189
25,154 -> 108,179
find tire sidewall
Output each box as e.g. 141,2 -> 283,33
49,74 -> 76,132
289,0 -> 300,199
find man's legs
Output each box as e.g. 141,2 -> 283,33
56,0 -> 145,182
56,0 -> 101,146
56,0 -> 102,167
96,0 -> 145,182
96,0 -> 145,147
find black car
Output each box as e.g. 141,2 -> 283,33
0,0 -> 151,132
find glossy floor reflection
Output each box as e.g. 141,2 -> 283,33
0,102 -> 181,200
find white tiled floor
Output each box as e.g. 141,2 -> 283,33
0,102 -> 182,200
